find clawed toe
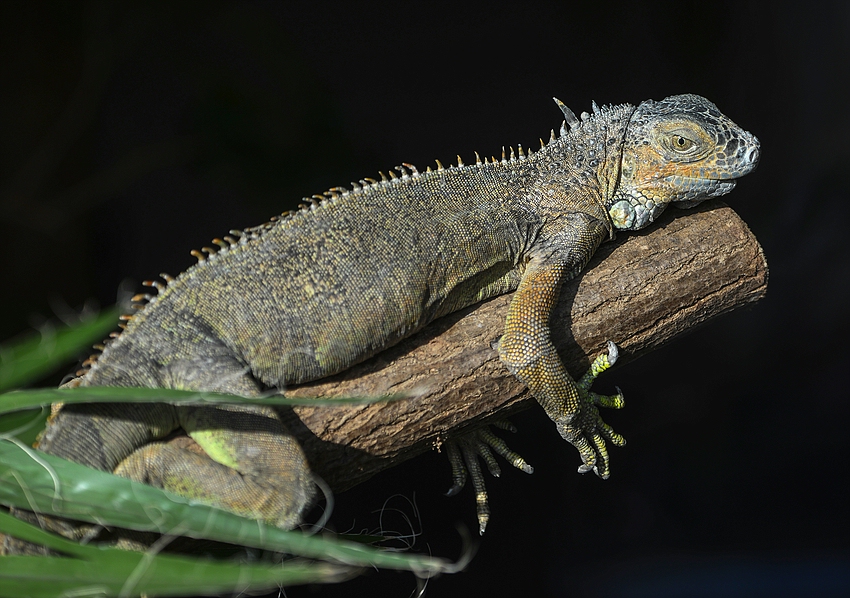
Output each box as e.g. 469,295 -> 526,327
443,421 -> 534,534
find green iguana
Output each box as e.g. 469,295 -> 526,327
4,93 -> 759,553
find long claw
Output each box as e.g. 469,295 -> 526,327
606,340 -> 619,365
474,437 -> 502,478
464,454 -> 491,535
578,341 -> 618,391
559,424 -> 597,470
597,419 -> 626,447
590,431 -> 610,478
491,420 -> 518,434
590,389 -> 625,409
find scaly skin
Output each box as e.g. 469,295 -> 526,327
4,94 -> 759,553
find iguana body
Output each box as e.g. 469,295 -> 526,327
5,94 -> 759,553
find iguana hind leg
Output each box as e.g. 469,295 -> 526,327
115,403 -> 314,530
114,355 -> 315,531
4,355 -> 315,555
3,401 -> 183,555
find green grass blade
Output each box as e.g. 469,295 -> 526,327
0,308 -> 120,393
0,385 -> 401,413
0,440 -> 453,573
0,510 -> 355,597
0,309 -> 459,594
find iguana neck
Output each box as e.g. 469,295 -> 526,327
529,102 -> 636,237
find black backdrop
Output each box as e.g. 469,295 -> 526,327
1,2 -> 848,596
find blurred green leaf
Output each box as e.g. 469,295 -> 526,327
0,510 -> 355,597
0,407 -> 47,446
0,306 -> 458,595
0,439 -> 451,573
0,385 -> 402,413
0,308 -> 120,393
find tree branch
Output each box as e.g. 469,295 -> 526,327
279,200 -> 768,491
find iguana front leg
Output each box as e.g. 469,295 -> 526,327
444,215 -> 624,533
498,216 -> 626,478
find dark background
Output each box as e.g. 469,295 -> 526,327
1,2 -> 848,597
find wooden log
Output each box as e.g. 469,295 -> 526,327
279,200 -> 768,491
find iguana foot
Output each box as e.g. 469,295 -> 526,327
444,420 -> 533,535
556,341 -> 626,479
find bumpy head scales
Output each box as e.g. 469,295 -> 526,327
609,93 -> 760,231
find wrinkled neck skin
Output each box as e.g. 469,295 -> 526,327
608,171 -> 672,232
597,113 -> 635,229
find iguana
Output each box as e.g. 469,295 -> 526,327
4,93 -> 759,553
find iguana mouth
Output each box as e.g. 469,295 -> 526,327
665,175 -> 738,195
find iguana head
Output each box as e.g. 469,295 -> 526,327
609,93 -> 760,230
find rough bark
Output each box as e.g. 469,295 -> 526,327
280,200 -> 768,491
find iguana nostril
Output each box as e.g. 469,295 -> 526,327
744,133 -> 761,167
748,146 -> 760,166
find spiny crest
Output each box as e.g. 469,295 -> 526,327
70,271 -> 180,378
280,162 -> 427,211
534,97 -> 637,179
72,110 -> 547,381
71,225 -> 264,379
552,96 -> 633,141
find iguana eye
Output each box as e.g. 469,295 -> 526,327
672,135 -> 694,152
